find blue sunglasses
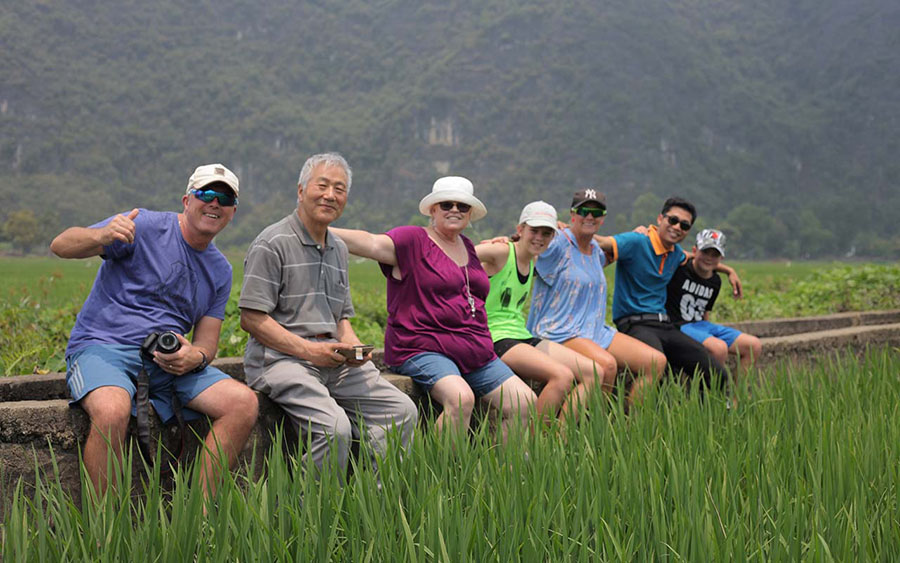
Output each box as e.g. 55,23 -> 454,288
191,189 -> 238,207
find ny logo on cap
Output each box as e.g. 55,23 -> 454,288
215,166 -> 225,175
584,188 -> 597,200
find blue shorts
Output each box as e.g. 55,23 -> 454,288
66,344 -> 231,423
679,321 -> 742,348
393,353 -> 514,397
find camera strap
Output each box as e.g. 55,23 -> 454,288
135,364 -> 187,469
135,366 -> 154,465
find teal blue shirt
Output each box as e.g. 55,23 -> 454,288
611,226 -> 686,321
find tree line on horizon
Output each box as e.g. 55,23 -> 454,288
1,0 -> 898,258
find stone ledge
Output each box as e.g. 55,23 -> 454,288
0,374 -> 420,446
752,323 -> 900,366
0,351 -> 411,403
2,316 -> 898,518
725,310 -> 900,338
2,313 -> 899,403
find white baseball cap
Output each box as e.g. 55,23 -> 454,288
518,201 -> 558,230
186,163 -> 239,196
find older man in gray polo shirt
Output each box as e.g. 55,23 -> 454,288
239,152 -> 417,474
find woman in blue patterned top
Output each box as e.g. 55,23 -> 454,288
528,189 -> 666,403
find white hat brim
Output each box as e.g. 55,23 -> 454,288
523,218 -> 558,231
419,191 -> 487,221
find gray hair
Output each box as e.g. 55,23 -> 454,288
297,152 -> 352,192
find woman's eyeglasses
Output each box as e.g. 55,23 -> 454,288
438,201 -> 472,213
191,189 -> 238,207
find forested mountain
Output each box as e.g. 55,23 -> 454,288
2,0 -> 898,257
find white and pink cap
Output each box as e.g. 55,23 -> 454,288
518,201 -> 558,230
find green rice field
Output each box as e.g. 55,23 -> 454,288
2,257 -> 899,559
3,347 -> 899,560
1,256 -> 899,375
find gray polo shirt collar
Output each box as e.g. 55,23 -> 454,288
288,211 -> 334,251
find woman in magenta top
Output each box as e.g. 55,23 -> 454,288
330,177 -> 535,437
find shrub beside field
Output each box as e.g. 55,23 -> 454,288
1,259 -> 899,375
3,347 -> 899,559
713,264 -> 900,322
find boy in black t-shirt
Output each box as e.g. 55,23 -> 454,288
666,229 -> 762,378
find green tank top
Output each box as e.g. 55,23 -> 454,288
485,242 -> 535,341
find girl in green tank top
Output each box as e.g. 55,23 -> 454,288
475,201 -> 604,427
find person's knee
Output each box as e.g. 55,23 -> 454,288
705,338 -> 729,363
441,386 -> 476,417
502,385 -> 536,418
394,395 -> 419,428
648,351 -> 667,379
598,355 -> 617,381
232,385 -> 260,427
332,413 -> 353,444
548,365 -> 577,389
581,359 -> 615,389
314,413 -> 352,468
745,337 -> 762,359
84,391 -> 132,438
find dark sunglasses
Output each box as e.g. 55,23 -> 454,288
191,189 -> 238,207
438,201 -> 472,213
663,214 -> 692,231
572,206 -> 607,218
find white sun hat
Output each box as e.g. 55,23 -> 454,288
418,176 -> 488,221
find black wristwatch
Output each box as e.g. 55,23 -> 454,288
191,350 -> 209,373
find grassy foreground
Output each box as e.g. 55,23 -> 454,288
3,347 -> 900,560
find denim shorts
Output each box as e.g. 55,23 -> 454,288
393,352 -> 514,397
66,344 -> 231,423
679,321 -> 742,348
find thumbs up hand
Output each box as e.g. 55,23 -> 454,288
100,208 -> 140,245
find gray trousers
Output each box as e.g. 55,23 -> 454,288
248,358 -> 417,472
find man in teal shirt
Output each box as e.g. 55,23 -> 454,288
595,197 -> 728,402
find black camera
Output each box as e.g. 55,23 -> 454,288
140,331 -> 182,360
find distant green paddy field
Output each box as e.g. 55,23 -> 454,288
1,255 -> 898,375
0,255 -> 848,305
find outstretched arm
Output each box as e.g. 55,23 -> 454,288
474,240 -> 511,277
329,227 -> 397,266
594,235 -> 615,253
50,208 -> 140,259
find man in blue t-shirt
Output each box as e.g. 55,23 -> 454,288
595,197 -> 731,402
50,163 -> 258,497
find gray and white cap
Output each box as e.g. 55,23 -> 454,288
696,228 -> 726,257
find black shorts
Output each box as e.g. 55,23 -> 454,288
617,320 -> 728,387
493,337 -> 543,358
